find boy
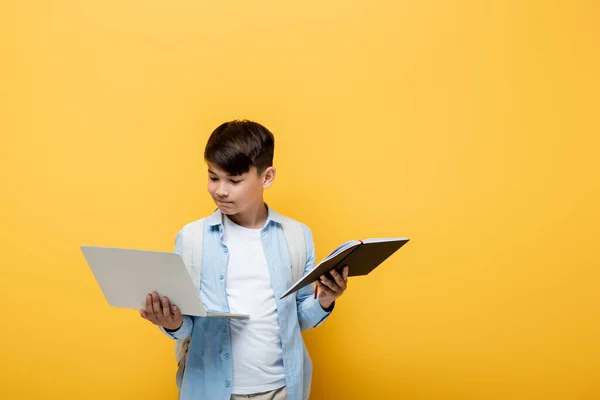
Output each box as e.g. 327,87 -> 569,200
139,120 -> 349,400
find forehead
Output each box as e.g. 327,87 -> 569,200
207,163 -> 255,177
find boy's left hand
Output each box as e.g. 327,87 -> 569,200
317,265 -> 349,310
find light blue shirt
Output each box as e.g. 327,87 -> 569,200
160,206 -> 333,400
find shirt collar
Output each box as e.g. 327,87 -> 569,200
206,203 -> 282,228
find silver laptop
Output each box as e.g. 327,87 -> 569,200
81,245 -> 248,319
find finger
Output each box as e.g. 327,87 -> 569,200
319,275 -> 339,293
152,292 -> 162,317
162,297 -> 171,319
172,305 -> 182,323
317,280 -> 334,296
140,309 -> 150,320
320,275 -> 339,293
330,269 -> 347,291
145,294 -> 156,321
145,294 -> 153,312
342,265 -> 349,281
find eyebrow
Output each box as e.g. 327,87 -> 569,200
208,169 -> 241,177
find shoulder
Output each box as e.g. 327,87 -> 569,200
176,217 -> 207,237
278,214 -> 314,242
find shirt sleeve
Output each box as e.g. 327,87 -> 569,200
159,315 -> 193,340
158,228 -> 194,340
296,224 -> 335,331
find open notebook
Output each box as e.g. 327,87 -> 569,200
80,246 -> 248,319
281,237 -> 409,299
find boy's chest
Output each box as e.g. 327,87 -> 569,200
202,229 -> 292,304
224,234 -> 271,288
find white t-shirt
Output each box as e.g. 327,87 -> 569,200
222,215 -> 286,394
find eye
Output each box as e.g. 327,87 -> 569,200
230,180 -> 241,184
209,177 -> 218,182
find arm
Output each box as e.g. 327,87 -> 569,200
296,224 -> 334,331
140,229 -> 194,340
159,315 -> 193,340
160,229 -> 194,340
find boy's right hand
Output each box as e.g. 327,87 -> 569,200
139,292 -> 183,331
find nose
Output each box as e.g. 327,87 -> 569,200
216,183 -> 228,198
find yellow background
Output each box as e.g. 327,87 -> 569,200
1,1 -> 599,399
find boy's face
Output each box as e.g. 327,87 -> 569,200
207,163 -> 275,215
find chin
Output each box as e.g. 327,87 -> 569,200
216,203 -> 236,214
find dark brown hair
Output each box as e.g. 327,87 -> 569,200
204,120 -> 275,175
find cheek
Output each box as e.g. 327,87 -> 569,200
207,182 -> 216,194
241,183 -> 260,199
226,185 -> 243,201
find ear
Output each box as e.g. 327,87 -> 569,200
262,167 -> 276,189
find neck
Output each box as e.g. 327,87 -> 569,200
226,201 -> 268,229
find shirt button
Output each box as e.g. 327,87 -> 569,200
225,381 -> 231,388
222,326 -> 227,332
223,247 -> 228,253
219,274 -> 224,280
225,353 -> 230,359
